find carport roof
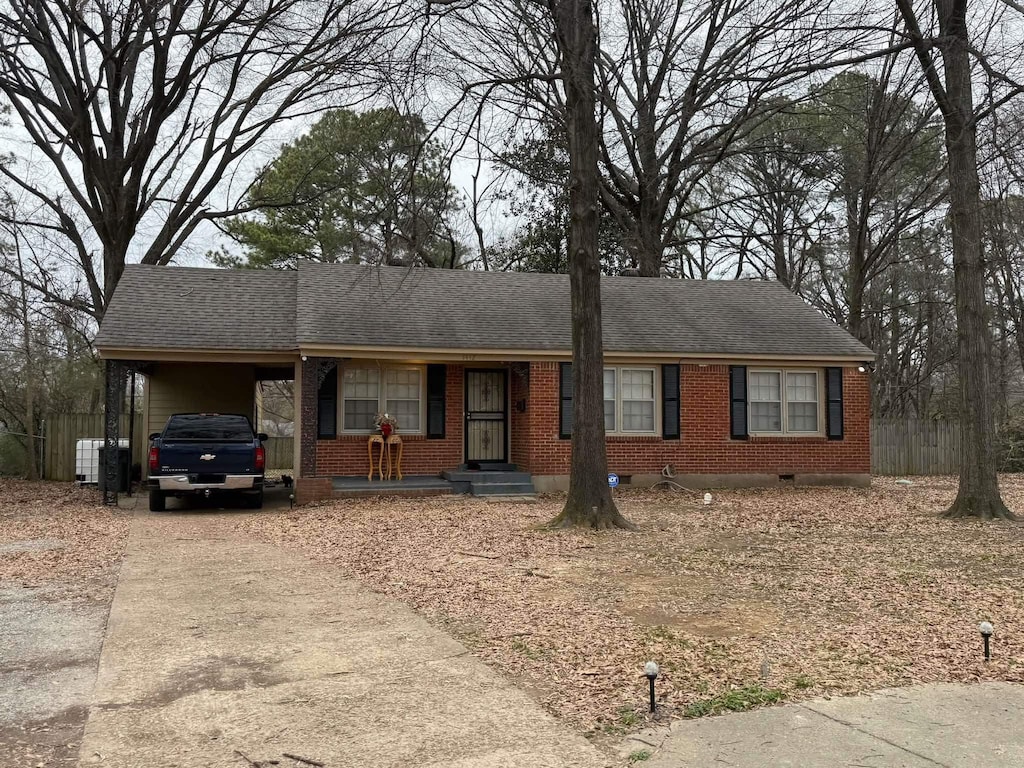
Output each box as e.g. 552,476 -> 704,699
95,262 -> 873,360
95,265 -> 297,352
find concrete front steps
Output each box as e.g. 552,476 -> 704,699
441,466 -> 537,498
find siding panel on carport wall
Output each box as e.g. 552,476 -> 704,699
145,363 -> 257,438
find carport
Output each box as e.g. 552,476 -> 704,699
95,266 -> 300,504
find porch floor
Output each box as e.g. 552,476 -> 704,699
330,475 -> 454,499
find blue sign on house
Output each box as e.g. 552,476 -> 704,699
608,473 -> 619,488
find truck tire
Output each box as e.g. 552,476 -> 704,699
246,489 -> 264,510
149,489 -> 166,512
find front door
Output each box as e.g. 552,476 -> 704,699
464,369 -> 508,464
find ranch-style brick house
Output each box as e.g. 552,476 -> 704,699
95,262 -> 874,503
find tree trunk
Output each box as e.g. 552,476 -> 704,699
547,0 -> 634,530
845,192 -> 869,345
634,202 -> 662,278
14,229 -> 38,480
939,8 -> 1014,520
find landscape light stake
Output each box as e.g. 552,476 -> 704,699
645,661 -> 659,712
979,621 -> 993,662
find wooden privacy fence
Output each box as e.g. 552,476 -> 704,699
264,437 -> 294,471
42,412 -> 145,482
42,413 -> 295,481
871,418 -> 960,476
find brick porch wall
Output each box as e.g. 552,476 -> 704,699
510,364 -> 530,468
315,365 -> 464,476
524,362 -> 870,477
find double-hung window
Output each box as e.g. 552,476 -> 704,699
341,365 -> 423,433
603,367 -> 657,434
748,369 -> 820,434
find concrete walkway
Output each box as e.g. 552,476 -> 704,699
79,512 -> 608,768
627,682 -> 1024,767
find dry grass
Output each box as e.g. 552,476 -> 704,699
0,479 -> 131,597
236,477 -> 1024,734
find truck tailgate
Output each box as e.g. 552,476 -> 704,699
157,442 -> 257,476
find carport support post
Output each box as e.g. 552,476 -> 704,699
299,356 -> 319,479
103,359 -> 124,506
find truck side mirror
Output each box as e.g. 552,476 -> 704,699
257,433 -> 269,442
148,432 -> 160,441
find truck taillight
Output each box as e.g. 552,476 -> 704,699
149,446 -> 159,472
255,445 -> 265,471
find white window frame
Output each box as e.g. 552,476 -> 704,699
340,364 -> 426,435
748,368 -> 823,436
603,366 -> 659,435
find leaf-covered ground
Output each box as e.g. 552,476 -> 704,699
239,477 -> 1024,735
0,480 -> 131,768
0,479 -> 131,597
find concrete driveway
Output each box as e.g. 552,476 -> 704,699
78,510 -> 609,768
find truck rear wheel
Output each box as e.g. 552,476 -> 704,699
245,489 -> 264,510
149,489 -> 166,512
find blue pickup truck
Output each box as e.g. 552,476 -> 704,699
147,413 -> 267,512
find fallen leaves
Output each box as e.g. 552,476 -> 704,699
235,476 -> 1024,735
0,478 -> 131,598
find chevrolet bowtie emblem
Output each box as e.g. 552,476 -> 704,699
199,454 -> 216,461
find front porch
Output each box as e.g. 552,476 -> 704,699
296,357 -> 534,503
330,474 -> 454,499
326,467 -> 537,500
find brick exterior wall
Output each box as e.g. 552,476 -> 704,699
315,365 -> 465,476
295,476 -> 332,505
302,360 -> 870,485
523,361 -> 870,477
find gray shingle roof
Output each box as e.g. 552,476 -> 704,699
95,265 -> 297,351
96,262 -> 872,359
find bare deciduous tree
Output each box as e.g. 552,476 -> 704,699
545,0 -> 633,529
896,0 -> 1024,519
0,0 -> 412,320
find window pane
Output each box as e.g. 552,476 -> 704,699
604,369 -> 616,400
604,400 -> 616,431
342,367 -> 380,430
622,400 -> 655,432
343,367 -> 380,399
750,401 -> 782,432
343,399 -> 377,431
386,368 -> 420,400
621,369 -> 654,400
382,368 -> 421,432
786,372 -> 817,403
385,398 -> 420,432
788,402 -> 818,432
749,371 -> 781,402
603,368 -> 617,431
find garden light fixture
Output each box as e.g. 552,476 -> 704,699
644,660 -> 659,712
979,621 -> 993,662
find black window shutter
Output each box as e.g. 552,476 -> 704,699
559,362 -> 573,439
317,367 -> 337,439
729,365 -> 748,440
426,364 -> 446,439
662,364 -> 680,440
825,366 -> 844,440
